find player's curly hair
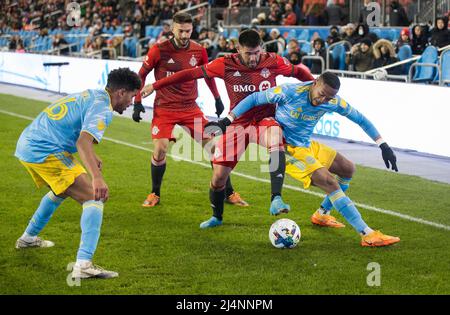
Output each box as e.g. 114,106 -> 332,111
106,68 -> 141,92
320,72 -> 340,90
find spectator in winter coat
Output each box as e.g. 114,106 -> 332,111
373,39 -> 401,75
326,25 -> 342,46
347,37 -> 375,72
430,17 -> 450,49
411,24 -> 429,55
389,1 -> 410,26
395,27 -> 411,53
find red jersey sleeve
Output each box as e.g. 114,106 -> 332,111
152,57 -> 225,90
274,55 -> 315,82
201,47 -> 220,99
200,57 -> 225,79
135,45 -> 161,103
142,44 -> 160,70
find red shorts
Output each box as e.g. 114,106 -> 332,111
151,106 -> 208,141
212,117 -> 284,169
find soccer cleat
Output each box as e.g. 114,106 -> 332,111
311,210 -> 345,228
361,230 -> 400,247
225,192 -> 249,207
71,261 -> 119,279
142,193 -> 160,207
199,216 -> 223,229
269,196 -> 290,216
15,236 -> 54,249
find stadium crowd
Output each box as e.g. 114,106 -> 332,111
0,0 -> 449,76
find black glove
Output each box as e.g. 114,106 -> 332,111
204,117 -> 232,137
215,98 -> 224,117
380,142 -> 398,172
132,102 -> 145,123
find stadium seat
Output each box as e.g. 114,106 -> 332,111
300,42 -> 311,54
439,49 -> 450,86
152,26 -> 162,38
372,28 -> 382,39
145,26 -> 152,38
397,44 -> 413,74
114,26 -> 123,35
331,43 -> 346,70
298,29 -> 309,41
229,28 -> 239,39
411,46 -> 439,83
286,29 -> 297,40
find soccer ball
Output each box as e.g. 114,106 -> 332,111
269,218 -> 301,249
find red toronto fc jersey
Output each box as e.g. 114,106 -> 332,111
202,53 -> 308,124
142,39 -> 208,111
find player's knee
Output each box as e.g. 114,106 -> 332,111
325,175 -> 340,191
266,126 -> 283,146
153,145 -> 168,162
212,171 -> 228,189
343,160 -> 355,178
313,170 -> 340,192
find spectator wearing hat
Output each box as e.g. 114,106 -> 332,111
342,23 -> 358,46
257,12 -> 267,25
411,24 -> 429,55
265,28 -> 286,55
326,25 -> 342,46
430,16 -> 450,49
395,27 -> 411,53
373,39 -> 401,75
347,38 -> 375,72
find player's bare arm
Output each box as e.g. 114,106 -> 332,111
77,131 -> 109,202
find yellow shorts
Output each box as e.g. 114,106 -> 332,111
286,141 -> 337,189
19,152 -> 87,195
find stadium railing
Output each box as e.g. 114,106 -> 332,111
327,69 -> 408,82
136,36 -> 152,57
301,55 -> 325,74
326,40 -> 352,70
408,46 -> 441,84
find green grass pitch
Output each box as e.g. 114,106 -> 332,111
0,93 -> 449,294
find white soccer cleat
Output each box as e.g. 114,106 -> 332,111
15,236 -> 55,249
71,261 -> 119,279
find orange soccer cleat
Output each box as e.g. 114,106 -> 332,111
361,230 -> 400,247
142,193 -> 160,207
225,192 -> 249,207
311,210 -> 346,228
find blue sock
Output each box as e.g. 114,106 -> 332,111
25,191 -> 65,236
76,200 -> 104,261
329,188 -> 368,234
320,177 -> 351,213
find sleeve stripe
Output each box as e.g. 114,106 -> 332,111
200,65 -> 210,79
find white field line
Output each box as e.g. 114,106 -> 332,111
2,108 -> 449,232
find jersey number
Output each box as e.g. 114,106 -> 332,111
44,96 -> 76,120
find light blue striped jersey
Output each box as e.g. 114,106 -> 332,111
232,82 -> 380,148
15,89 -> 113,163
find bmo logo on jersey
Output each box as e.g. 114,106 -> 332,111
232,80 -> 271,93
